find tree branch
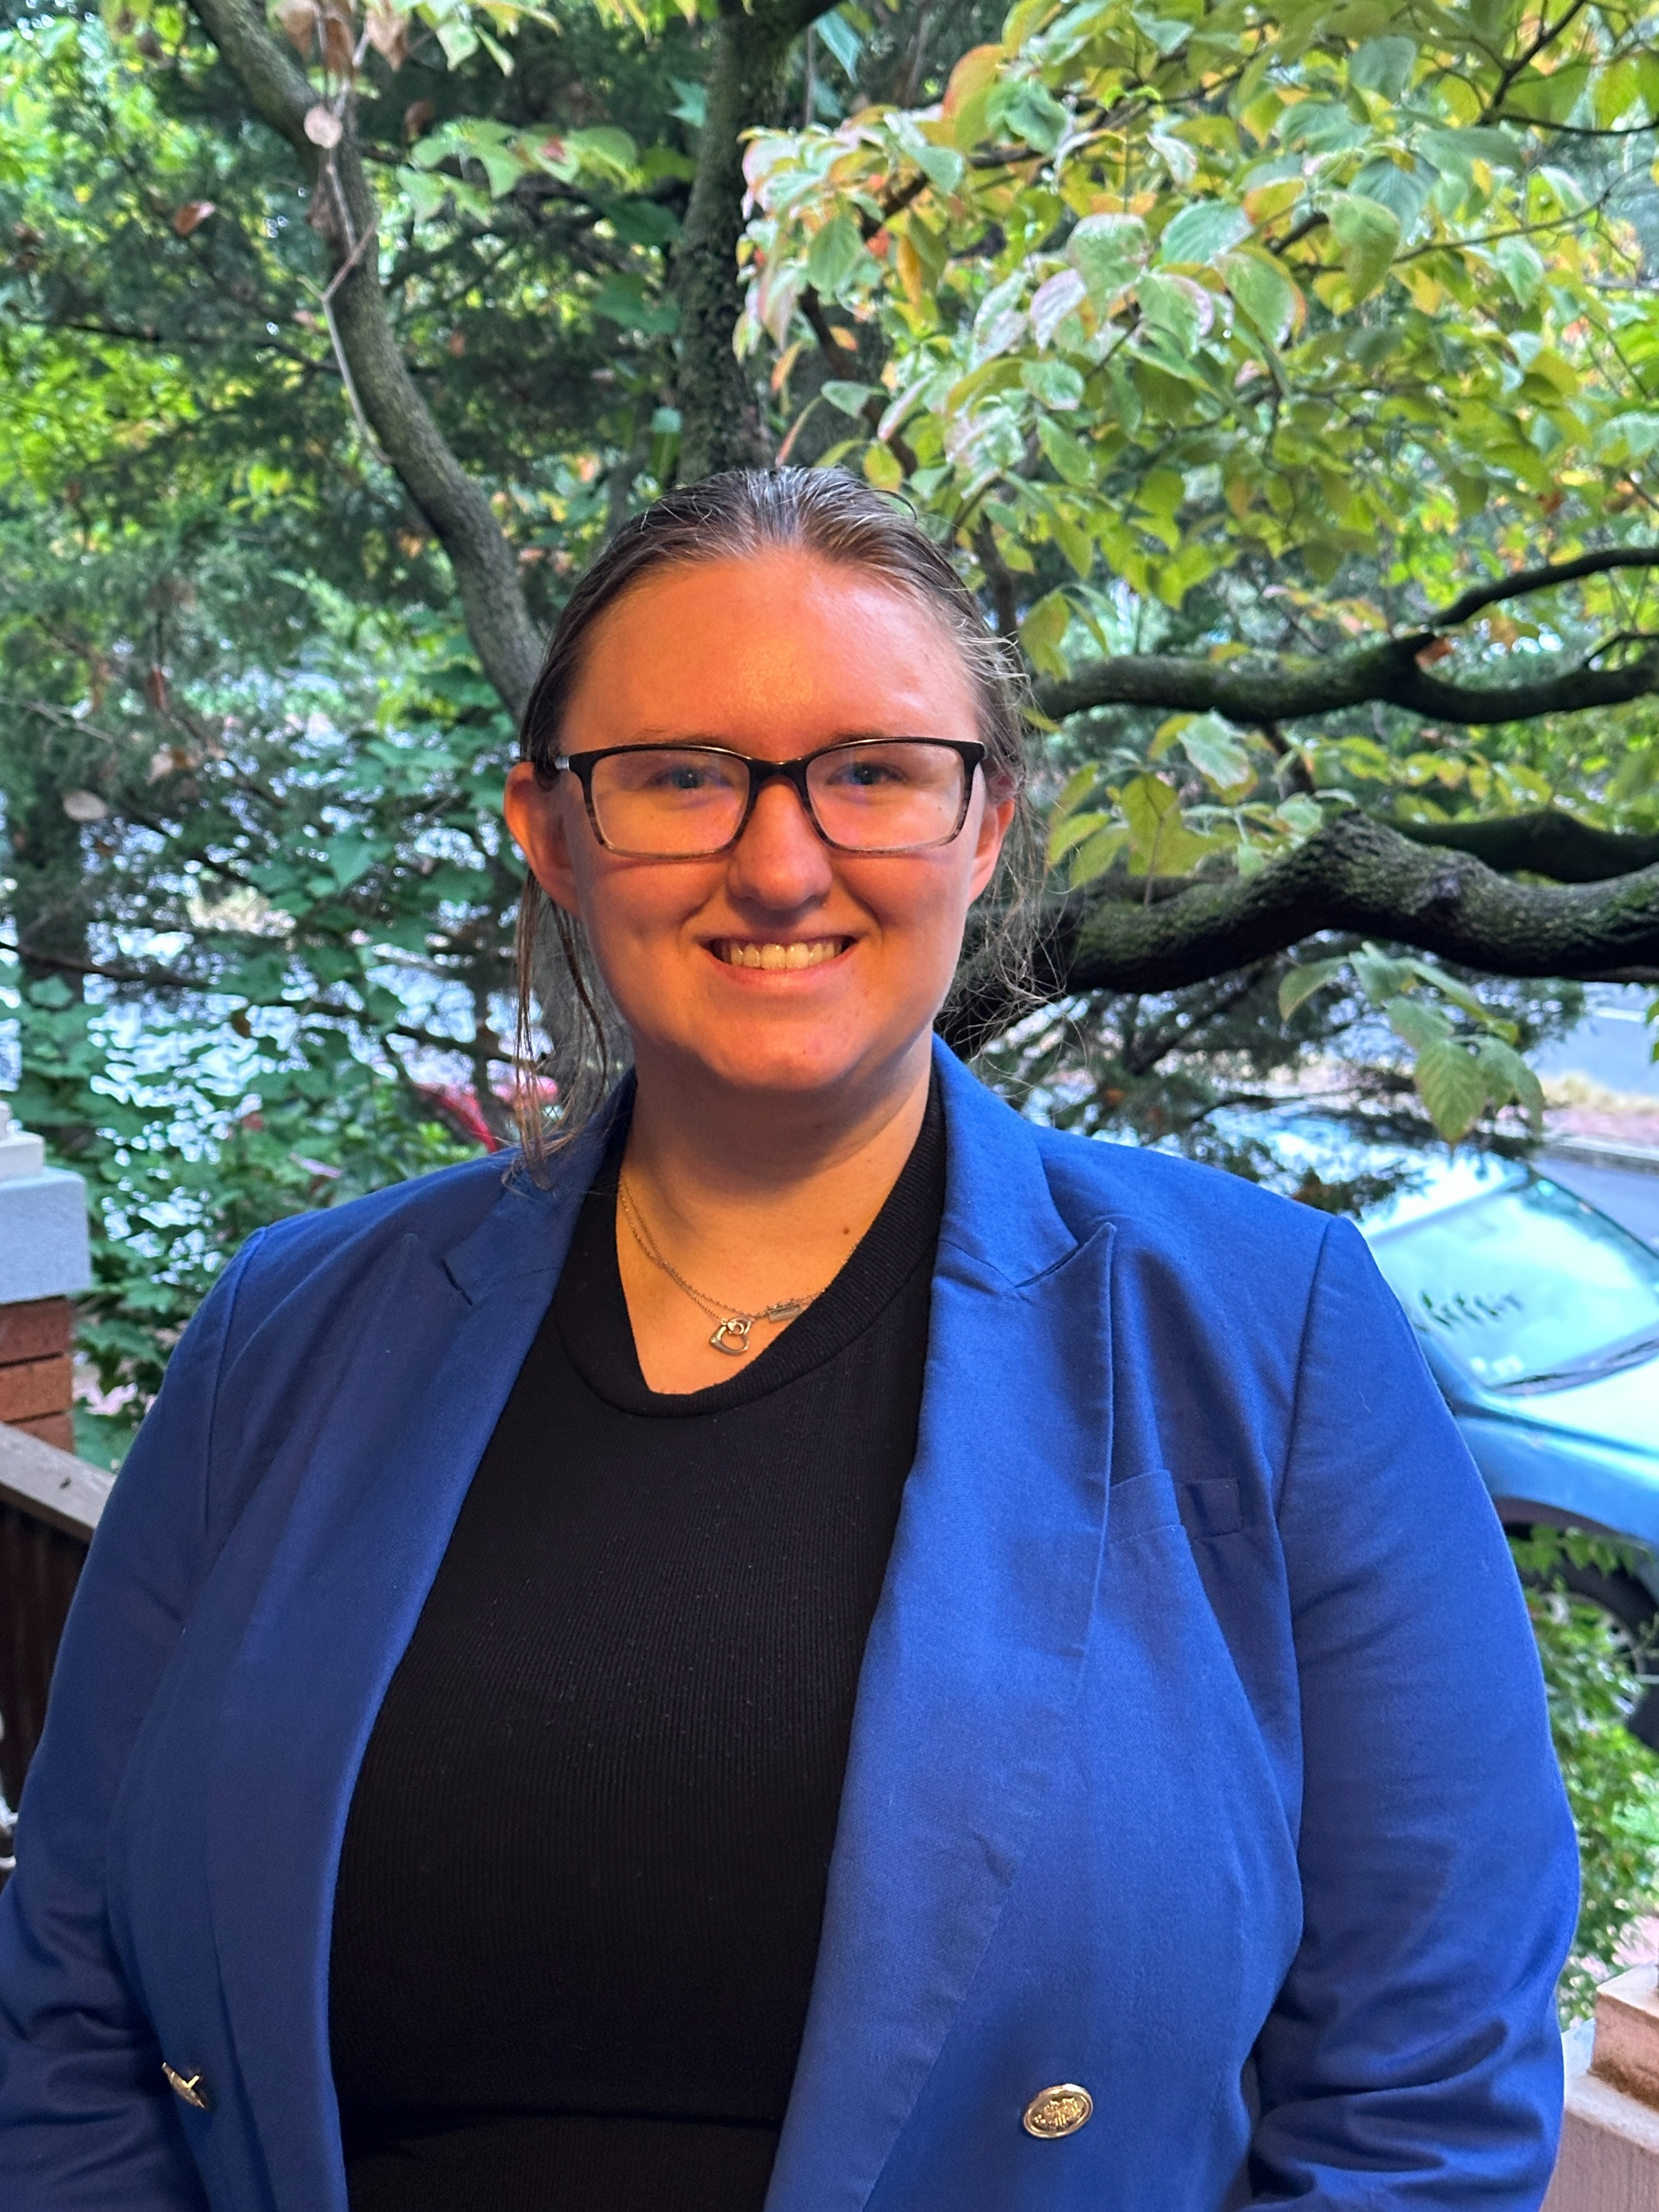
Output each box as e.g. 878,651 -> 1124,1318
1035,632 -> 1659,728
184,0 -> 544,718
1071,812 -> 1659,992
947,809 -> 1659,1050
1393,809 -> 1659,882
1429,546 -> 1659,627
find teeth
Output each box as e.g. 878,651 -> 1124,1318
719,940 -> 842,970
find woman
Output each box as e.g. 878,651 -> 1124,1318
0,470 -> 1575,2212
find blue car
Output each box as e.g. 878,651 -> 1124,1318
1357,1152 -> 1659,1736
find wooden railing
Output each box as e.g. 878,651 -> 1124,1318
0,1422 -> 110,1860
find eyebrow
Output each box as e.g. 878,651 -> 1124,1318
581,730 -> 946,748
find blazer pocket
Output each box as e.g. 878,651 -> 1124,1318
1110,1468 -> 1244,1544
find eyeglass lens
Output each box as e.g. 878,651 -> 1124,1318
588,742 -> 969,856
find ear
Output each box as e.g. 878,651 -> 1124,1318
967,791 -> 1018,904
504,761 -> 583,916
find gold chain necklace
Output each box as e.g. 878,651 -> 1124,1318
617,1176 -> 821,1356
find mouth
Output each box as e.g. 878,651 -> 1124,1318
710,936 -> 851,972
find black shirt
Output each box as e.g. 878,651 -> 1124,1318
329,1080 -> 946,2211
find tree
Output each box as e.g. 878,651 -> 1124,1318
6,0 -> 1659,1440
172,0 -> 1659,1104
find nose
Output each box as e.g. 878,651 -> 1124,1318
724,774 -> 835,912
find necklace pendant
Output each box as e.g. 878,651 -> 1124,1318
710,1316 -> 753,1355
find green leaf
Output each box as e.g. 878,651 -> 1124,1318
806,212 -> 865,296
1159,200 -> 1251,267
669,78 -> 706,127
1495,236 -> 1544,306
1119,771 -> 1219,874
988,76 -> 1070,154
1327,191 -> 1401,302
1349,35 -> 1417,100
1067,212 -> 1149,305
1136,272 -> 1212,353
1385,993 -> 1453,1051
1351,945 -> 1415,1003
434,11 -> 478,65
821,379 -> 876,417
1020,587 -> 1071,678
1401,957 -> 1490,1023
1130,11 -> 1191,57
1277,958 -> 1345,1020
1020,358 -> 1085,410
1048,505 -> 1095,579
397,165 -> 450,220
589,273 -> 678,334
1219,248 -> 1297,345
815,6 -> 863,80
1474,1036 -> 1545,1130
1037,412 -> 1094,486
1047,807 -> 1110,863
1067,822 -> 1130,886
1029,267 -> 1087,347
568,125 -> 639,180
1414,1038 -> 1490,1141
1049,761 -> 1103,822
1178,711 -> 1251,791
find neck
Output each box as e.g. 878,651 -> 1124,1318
621,1037 -> 934,1287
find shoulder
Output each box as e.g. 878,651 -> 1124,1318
216,1149 -> 570,1356
1031,1120 -> 1334,1271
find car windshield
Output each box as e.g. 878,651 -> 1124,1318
1370,1177 -> 1659,1391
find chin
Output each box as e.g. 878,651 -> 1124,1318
663,1025 -> 901,1101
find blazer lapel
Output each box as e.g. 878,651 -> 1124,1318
206,1119 -> 612,2212
765,1043 -> 1115,2212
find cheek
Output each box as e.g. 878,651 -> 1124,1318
576,859 -> 717,955
846,852 -> 980,958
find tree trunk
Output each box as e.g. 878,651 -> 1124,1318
186,0 -> 545,719
674,3 -> 797,483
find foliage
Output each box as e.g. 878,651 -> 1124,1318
1276,940 -> 1545,1141
12,972 -> 478,1462
2,0 -> 1658,1390
976,953 -> 1578,1168
1513,1529 -> 1659,2021
0,1 -> 681,1434
743,0 -> 1659,1117
0,492 -> 521,1447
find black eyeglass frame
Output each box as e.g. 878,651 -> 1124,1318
553,737 -> 989,858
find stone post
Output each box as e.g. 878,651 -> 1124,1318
0,1104 -> 92,1452
1544,1968 -> 1659,2210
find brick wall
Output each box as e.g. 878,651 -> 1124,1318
0,1298 -> 74,1452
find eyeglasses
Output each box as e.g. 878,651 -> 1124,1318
553,738 -> 987,859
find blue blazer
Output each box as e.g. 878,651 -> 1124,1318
0,1041 -> 1577,2210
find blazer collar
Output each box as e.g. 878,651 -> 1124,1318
764,1040 -> 1115,2211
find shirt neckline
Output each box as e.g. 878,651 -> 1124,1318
553,1073 -> 946,1419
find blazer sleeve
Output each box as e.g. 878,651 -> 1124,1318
0,1234 -> 264,2210
1248,1214 -> 1579,2208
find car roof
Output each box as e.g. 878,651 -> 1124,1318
1229,1111 -> 1531,1237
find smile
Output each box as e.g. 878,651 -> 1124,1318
712,938 -> 848,971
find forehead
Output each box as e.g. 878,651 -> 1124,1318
562,550 -> 979,751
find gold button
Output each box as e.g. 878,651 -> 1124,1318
1022,2082 -> 1093,2138
163,2064 -> 211,2112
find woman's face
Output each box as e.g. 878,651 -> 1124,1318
505,551 -> 1014,1114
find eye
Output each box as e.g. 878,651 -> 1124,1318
827,753 -> 907,790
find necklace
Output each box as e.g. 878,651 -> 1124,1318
617,1176 -> 822,1356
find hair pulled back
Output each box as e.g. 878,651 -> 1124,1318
512,467 -> 1034,1162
